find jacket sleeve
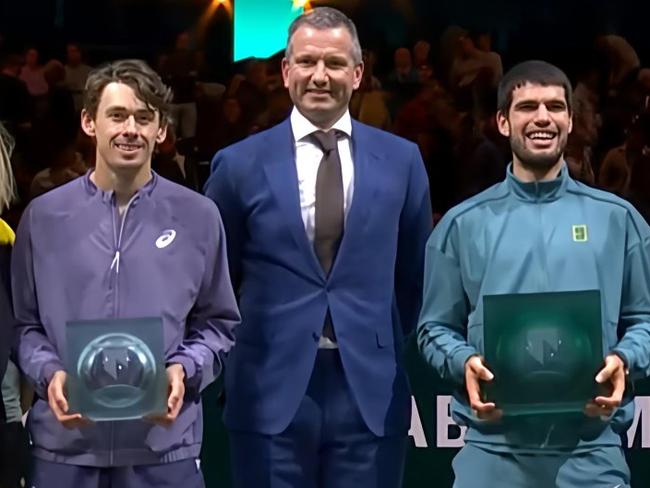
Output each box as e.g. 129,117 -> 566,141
417,219 -> 478,384
394,143 -> 432,337
611,211 -> 650,380
167,202 -> 240,399
11,205 -> 64,398
203,150 -> 245,292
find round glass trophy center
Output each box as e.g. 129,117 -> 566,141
77,333 -> 157,409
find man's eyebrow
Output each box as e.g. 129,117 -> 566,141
104,106 -> 154,114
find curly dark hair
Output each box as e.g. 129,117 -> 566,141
83,59 -> 173,126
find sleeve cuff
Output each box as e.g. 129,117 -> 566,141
40,360 -> 65,398
450,348 -> 480,385
611,348 -> 631,375
167,354 -> 202,400
167,354 -> 196,381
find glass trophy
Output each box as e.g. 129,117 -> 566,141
482,290 -> 603,416
66,317 -> 167,421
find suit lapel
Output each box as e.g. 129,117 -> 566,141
333,121 -> 374,270
262,120 -> 325,279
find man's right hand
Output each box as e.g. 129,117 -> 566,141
465,355 -> 502,421
47,370 -> 92,429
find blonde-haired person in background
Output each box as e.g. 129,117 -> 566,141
0,123 -> 16,213
0,121 -> 25,488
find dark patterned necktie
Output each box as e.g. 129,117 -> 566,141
311,130 -> 344,342
311,130 -> 344,275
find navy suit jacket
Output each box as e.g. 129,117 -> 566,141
204,117 -> 432,436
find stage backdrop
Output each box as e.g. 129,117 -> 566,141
201,339 -> 650,487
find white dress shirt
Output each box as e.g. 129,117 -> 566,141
290,107 -> 355,244
290,107 -> 355,348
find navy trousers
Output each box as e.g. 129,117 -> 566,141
229,349 -> 407,488
28,457 -> 205,488
452,443 -> 630,488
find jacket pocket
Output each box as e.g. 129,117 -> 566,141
28,400 -> 102,454
144,403 -> 199,453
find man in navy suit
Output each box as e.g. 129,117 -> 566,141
204,7 -> 432,487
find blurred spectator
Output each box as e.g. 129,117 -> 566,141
253,87 -> 292,131
417,63 -> 435,84
439,25 -> 470,89
598,144 -> 629,196
567,67 -> 601,182
350,49 -> 390,130
566,144 -> 596,186
385,47 -> 420,118
594,34 -> 648,161
195,96 -> 248,160
62,43 -> 92,112
0,361 -> 29,488
599,111 -> 650,223
393,81 -> 438,143
386,47 -> 419,86
159,32 -> 202,140
19,48 -> 48,97
572,67 -> 601,146
233,58 -> 270,127
24,59 -> 78,189
395,80 -> 460,212
152,128 -> 187,187
413,40 -> 431,66
0,54 -> 32,134
595,34 -> 640,90
453,112 -> 506,201
449,30 -> 502,110
360,49 -> 382,90
29,144 -> 85,198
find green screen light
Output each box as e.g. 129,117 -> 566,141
234,0 -> 304,61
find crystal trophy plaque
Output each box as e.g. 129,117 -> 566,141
482,290 -> 603,416
66,317 -> 167,421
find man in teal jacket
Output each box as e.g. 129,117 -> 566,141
417,60 -> 650,487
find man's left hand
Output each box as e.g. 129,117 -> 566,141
585,354 -> 627,418
146,364 -> 185,427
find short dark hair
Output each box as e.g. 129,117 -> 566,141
497,60 -> 573,115
83,59 -> 173,126
285,7 -> 362,65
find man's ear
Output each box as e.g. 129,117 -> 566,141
156,123 -> 168,144
352,61 -> 364,90
281,57 -> 290,89
80,109 -> 96,137
496,110 -> 510,137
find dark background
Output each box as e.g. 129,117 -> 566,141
1,0 -> 648,80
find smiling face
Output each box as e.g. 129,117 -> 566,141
81,82 -> 167,176
282,25 -> 363,129
497,82 -> 572,176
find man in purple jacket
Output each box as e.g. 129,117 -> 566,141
11,59 -> 240,488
